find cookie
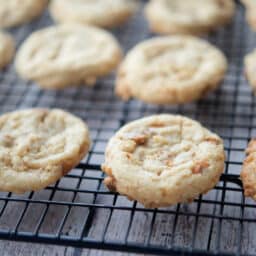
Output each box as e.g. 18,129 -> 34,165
0,0 -> 48,28
49,0 -> 138,29
241,0 -> 256,31
244,49 -> 256,92
145,0 -> 235,35
116,36 -> 227,104
102,114 -> 225,208
0,31 -> 15,69
0,109 -> 90,194
240,139 -> 256,200
15,24 -> 122,89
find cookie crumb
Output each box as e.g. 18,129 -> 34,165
192,161 -> 210,174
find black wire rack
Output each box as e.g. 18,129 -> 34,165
0,1 -> 255,255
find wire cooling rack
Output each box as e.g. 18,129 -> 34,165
0,1 -> 256,255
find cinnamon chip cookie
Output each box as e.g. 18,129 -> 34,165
102,114 -> 225,208
0,0 -> 48,28
0,31 -> 15,69
145,0 -> 235,35
241,0 -> 256,30
241,139 -> 256,200
244,49 -> 256,92
15,24 -> 122,89
0,109 -> 90,193
50,0 -> 138,29
116,36 -> 227,104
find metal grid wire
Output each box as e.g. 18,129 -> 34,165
0,1 -> 255,255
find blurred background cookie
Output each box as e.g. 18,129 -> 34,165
0,31 -> 15,69
244,49 -> 256,92
0,0 -> 48,28
15,24 -> 123,89
116,36 -> 227,104
241,0 -> 256,30
145,0 -> 235,35
49,0 -> 138,29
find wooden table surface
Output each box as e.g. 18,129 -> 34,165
0,240 -> 151,256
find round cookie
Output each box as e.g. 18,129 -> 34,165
241,139 -> 256,200
0,0 -> 48,28
241,0 -> 256,31
15,24 -> 122,89
244,49 -> 256,92
0,31 -> 15,69
0,108 -> 90,194
49,0 -> 138,29
145,0 -> 235,35
102,114 -> 225,208
116,36 -> 227,104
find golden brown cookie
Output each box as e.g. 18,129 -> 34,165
244,49 -> 256,92
0,31 -> 15,69
116,36 -> 227,104
241,0 -> 256,30
15,24 -> 122,89
0,0 -> 48,28
241,139 -> 256,200
145,0 -> 235,35
0,109 -> 90,193
102,114 -> 225,208
49,0 -> 138,28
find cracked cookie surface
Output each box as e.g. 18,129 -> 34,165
102,114 -> 225,208
0,0 -> 48,28
145,0 -> 235,35
15,24 -> 122,89
50,0 -> 138,29
116,36 -> 227,104
0,31 -> 15,69
0,109 -> 90,193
